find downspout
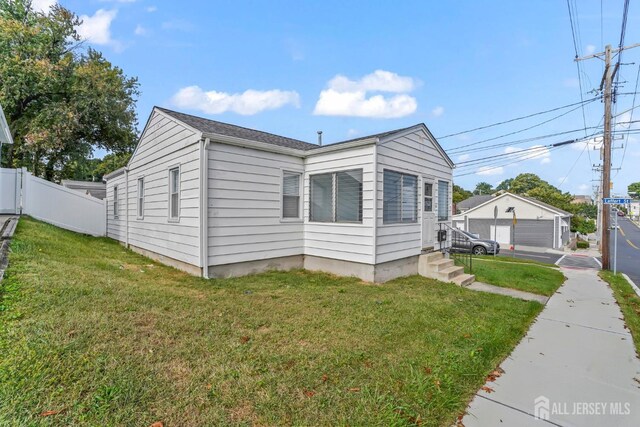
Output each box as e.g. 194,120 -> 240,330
125,168 -> 129,247
372,141 -> 378,266
200,137 -> 211,278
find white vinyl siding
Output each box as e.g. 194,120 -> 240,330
137,178 -> 144,219
105,109 -> 202,267
309,169 -> 363,223
376,129 -> 453,263
282,171 -> 301,219
304,146 -> 375,264
169,167 -> 180,220
383,170 -> 417,224
207,143 -> 304,266
438,180 -> 450,221
106,174 -> 126,241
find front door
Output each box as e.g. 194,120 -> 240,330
422,180 -> 436,248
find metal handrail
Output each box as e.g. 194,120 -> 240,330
438,223 -> 473,273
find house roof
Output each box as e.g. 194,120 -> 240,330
454,191 -> 572,217
156,107 -> 318,151
61,180 -> 107,200
457,195 -> 493,210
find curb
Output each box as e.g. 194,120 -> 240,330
622,273 -> 640,298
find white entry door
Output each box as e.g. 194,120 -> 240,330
490,225 -> 511,245
422,180 -> 436,248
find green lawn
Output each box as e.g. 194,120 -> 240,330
599,271 -> 640,356
476,255 -> 559,268
0,218 -> 543,426
466,258 -> 565,296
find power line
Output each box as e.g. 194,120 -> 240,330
437,97 -> 599,140
616,63 -> 640,177
445,99 -> 599,152
558,116 -> 605,189
454,146 -> 569,177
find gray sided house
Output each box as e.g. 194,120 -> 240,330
104,107 -> 454,282
452,192 -> 572,250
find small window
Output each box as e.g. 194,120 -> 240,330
383,170 -> 418,223
438,180 -> 450,221
309,169 -> 363,223
137,178 -> 144,219
282,172 -> 301,219
424,182 -> 433,212
113,186 -> 119,218
169,167 -> 180,220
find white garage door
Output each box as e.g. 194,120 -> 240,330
490,225 -> 511,245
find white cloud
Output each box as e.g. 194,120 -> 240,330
161,20 -> 194,32
146,6 -> 157,12
578,184 -> 590,192
134,24 -> 148,36
563,77 -> 579,88
31,0 -> 56,13
572,137 -> 602,152
171,85 -> 301,115
347,129 -> 359,137
431,106 -> 444,117
77,9 -> 119,47
586,44 -> 597,54
457,153 -> 470,161
313,70 -> 418,119
476,166 -> 504,176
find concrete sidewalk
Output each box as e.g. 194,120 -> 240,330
463,268 -> 640,426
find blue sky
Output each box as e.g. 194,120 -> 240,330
39,0 -> 640,196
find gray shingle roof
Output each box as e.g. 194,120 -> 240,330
457,195 -> 493,210
520,194 -> 572,216
156,107 -> 317,151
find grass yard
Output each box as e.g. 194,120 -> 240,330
466,258 -> 565,296
599,271 -> 640,356
0,218 -> 543,426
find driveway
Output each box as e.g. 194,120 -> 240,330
609,217 -> 640,286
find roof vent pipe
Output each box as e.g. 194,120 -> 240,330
317,130 -> 323,146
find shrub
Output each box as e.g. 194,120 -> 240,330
576,241 -> 589,249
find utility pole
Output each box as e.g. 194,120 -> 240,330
576,42 -> 640,270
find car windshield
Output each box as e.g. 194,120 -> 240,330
455,229 -> 475,239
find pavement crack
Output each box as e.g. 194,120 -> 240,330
538,317 -> 631,336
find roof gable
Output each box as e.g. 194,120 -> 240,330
455,192 -> 572,217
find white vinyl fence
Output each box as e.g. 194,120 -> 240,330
0,168 -> 19,214
0,168 -> 106,236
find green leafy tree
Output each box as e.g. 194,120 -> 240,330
473,182 -> 493,195
92,152 -> 131,180
573,202 -> 597,219
629,182 -> 640,197
496,178 -> 513,191
453,184 -> 472,204
0,0 -> 139,181
571,215 -> 596,234
509,173 -> 547,194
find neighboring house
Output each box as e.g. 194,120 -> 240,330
572,194 -> 593,204
452,192 -> 572,250
61,180 -> 107,200
103,107 -> 454,282
456,195 -> 493,214
629,200 -> 640,220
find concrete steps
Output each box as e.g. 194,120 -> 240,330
418,251 -> 475,287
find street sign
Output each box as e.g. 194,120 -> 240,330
493,206 -> 498,219
603,198 -> 632,204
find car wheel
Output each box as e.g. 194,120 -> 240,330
473,246 -> 487,255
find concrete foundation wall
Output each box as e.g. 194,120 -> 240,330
373,255 -> 419,282
208,255 -> 303,279
128,243 -> 202,276
304,254 -> 419,282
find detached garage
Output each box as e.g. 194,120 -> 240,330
452,192 -> 572,250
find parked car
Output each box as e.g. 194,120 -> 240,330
617,210 -> 625,217
451,229 -> 500,255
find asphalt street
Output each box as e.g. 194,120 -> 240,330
609,216 -> 640,286
496,250 -> 562,265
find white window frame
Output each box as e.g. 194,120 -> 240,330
281,170 -> 303,222
309,169 -> 363,224
382,169 -> 418,224
168,165 -> 180,222
437,180 -> 450,222
113,185 -> 119,219
424,180 -> 434,213
137,177 -> 144,220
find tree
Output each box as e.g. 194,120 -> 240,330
0,0 -> 139,181
92,152 -> 131,180
453,184 -> 472,204
496,178 -> 513,191
509,173 -> 547,194
571,215 -> 596,234
629,182 -> 640,197
474,182 -> 493,195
